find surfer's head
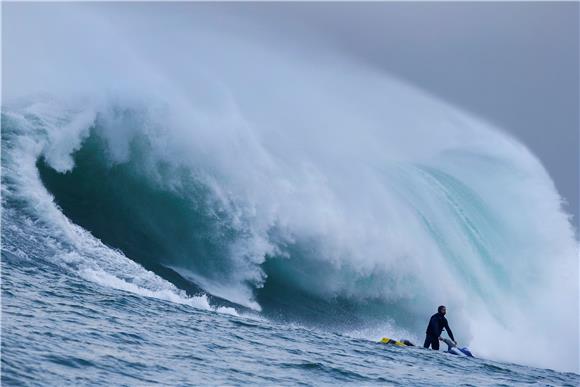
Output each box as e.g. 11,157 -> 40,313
438,305 -> 447,315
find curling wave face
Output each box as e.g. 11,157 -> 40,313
2,4 -> 578,372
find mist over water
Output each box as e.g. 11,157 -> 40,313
3,3 -> 578,373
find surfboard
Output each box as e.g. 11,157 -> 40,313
379,337 -> 408,347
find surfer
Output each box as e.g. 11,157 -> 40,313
423,305 -> 456,350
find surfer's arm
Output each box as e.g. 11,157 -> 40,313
444,321 -> 455,342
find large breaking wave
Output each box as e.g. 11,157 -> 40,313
2,3 -> 578,372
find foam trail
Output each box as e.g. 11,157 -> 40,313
2,3 -> 578,372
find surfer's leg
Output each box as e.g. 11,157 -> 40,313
424,335 -> 439,350
432,337 -> 440,350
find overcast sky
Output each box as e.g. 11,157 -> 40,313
232,2 -> 579,229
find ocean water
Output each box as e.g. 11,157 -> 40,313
2,3 -> 579,386
3,250 -> 579,386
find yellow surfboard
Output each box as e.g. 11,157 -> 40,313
380,337 -> 408,347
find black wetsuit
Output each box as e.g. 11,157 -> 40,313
423,312 -> 455,350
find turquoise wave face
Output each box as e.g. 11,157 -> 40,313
37,127 -> 241,302
35,123 -> 420,329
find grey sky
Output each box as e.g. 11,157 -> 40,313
230,2 -> 579,230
